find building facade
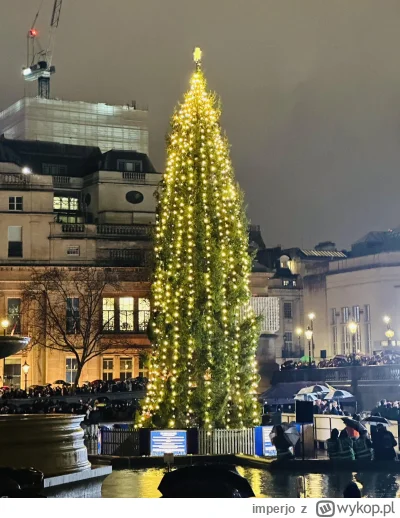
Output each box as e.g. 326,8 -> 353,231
0,137 -> 159,388
0,97 -> 149,154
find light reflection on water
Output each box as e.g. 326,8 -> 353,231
101,467 -> 400,498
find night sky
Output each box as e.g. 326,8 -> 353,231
1,0 -> 400,249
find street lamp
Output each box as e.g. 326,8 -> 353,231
1,319 -> 9,336
22,361 -> 30,392
0,319 -> 9,388
305,327 -> 313,368
348,320 -> 358,362
383,315 -> 395,347
308,312 -> 316,359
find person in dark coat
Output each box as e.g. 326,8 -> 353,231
343,482 -> 362,498
373,423 -> 397,461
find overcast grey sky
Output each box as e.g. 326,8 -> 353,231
1,0 -> 400,249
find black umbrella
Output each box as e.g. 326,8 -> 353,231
158,465 -> 255,498
362,416 -> 390,425
53,380 -> 71,386
342,417 -> 366,433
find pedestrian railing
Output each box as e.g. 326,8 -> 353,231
198,428 -> 255,455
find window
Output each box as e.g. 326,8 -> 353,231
102,298 -> 115,331
341,307 -> 350,324
332,326 -> 338,356
53,196 -> 79,211
120,358 -> 132,381
102,297 -> 150,333
138,298 -> 151,332
103,358 -> 114,382
283,302 -> 292,319
8,298 -> 21,335
138,355 -> 148,378
67,246 -> 80,256
66,298 -> 80,334
352,305 -> 360,322
119,297 -> 134,331
341,325 -> 350,354
285,332 -> 293,348
4,358 -> 21,388
9,196 -> 23,211
8,226 -> 22,258
283,280 -> 289,287
364,304 -> 370,323
43,163 -> 68,175
126,191 -> 144,204
292,280 -> 297,287
117,159 -> 142,173
66,358 -> 78,384
331,308 -> 337,325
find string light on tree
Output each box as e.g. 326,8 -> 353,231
138,48 -> 260,429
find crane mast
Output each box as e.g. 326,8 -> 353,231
23,0 -> 63,99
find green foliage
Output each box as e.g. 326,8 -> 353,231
139,65 -> 260,430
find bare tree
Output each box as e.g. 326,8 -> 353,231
23,267 -> 123,387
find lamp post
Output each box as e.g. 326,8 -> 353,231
22,361 -> 30,392
384,316 -> 394,348
1,319 -> 9,387
296,327 -> 303,356
348,320 -> 358,363
308,312 -> 316,359
305,327 -> 313,368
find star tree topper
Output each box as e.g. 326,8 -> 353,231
193,47 -> 202,69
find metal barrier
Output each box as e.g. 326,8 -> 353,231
100,429 -> 140,456
198,428 -> 255,455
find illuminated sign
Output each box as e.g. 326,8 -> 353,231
150,430 -> 187,456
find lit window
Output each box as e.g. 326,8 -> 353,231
119,297 -> 134,331
9,197 -> 23,211
103,358 -> 113,382
8,226 -> 22,258
8,298 -> 21,335
138,355 -> 148,378
138,298 -> 151,332
66,358 -> 78,384
120,358 -> 133,381
283,280 -> 289,287
66,298 -> 80,334
117,160 -> 142,173
54,196 -> 79,211
103,298 -> 115,331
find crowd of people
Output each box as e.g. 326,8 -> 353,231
0,377 -> 148,400
370,399 -> 400,421
281,351 -> 400,370
327,423 -> 397,462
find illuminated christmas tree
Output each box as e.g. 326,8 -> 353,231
140,49 -> 260,430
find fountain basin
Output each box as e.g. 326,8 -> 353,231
0,414 -> 91,477
0,335 -> 31,359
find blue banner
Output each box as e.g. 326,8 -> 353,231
150,430 -> 187,456
254,426 -> 277,457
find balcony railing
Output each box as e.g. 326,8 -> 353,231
97,224 -> 151,238
0,174 -> 31,185
62,224 -> 85,233
122,172 -> 146,183
53,176 -> 71,186
97,249 -> 148,267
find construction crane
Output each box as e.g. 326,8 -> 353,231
22,0 -> 63,99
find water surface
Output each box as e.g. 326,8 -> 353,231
101,467 -> 400,498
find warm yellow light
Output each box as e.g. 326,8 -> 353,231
305,328 -> 313,341
383,315 -> 391,325
308,312 -> 316,321
1,319 -> 9,329
385,329 -> 395,339
296,327 -> 303,336
193,47 -> 202,64
22,361 -> 30,375
348,321 -> 358,335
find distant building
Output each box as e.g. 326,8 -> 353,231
0,137 -> 160,388
0,97 -> 149,154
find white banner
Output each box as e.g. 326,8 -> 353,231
0,498 -> 397,517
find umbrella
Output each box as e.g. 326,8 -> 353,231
158,465 -> 255,498
53,380 -> 71,386
297,385 -> 329,396
294,393 -> 318,401
324,389 -> 354,400
362,416 -> 390,425
90,380 -> 103,385
342,417 -> 366,433
270,423 -> 300,447
299,356 -> 313,363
